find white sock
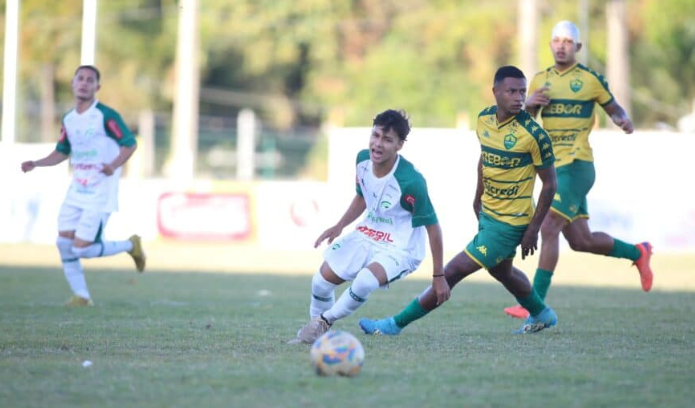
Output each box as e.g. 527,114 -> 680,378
310,271 -> 338,318
323,268 -> 380,324
72,240 -> 133,258
57,236 -> 90,299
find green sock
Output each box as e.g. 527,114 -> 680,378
393,298 -> 430,328
533,268 -> 554,301
515,290 -> 546,317
608,239 -> 640,261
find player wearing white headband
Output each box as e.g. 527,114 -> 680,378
503,20 -> 654,320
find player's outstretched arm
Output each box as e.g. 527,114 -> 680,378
425,223 -> 450,305
314,194 -> 366,248
603,101 -> 634,134
21,150 -> 68,173
520,165 -> 557,259
101,144 -> 137,176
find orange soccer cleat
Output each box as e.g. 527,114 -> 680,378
504,304 -> 530,319
634,242 -> 654,292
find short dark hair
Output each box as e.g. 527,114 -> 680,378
493,65 -> 525,86
372,109 -> 411,141
74,65 -> 101,82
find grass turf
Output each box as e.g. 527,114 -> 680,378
1,264 -> 694,408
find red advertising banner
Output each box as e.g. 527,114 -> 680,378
157,192 -> 251,241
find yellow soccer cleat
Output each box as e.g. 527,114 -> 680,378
65,295 -> 94,307
128,234 -> 146,273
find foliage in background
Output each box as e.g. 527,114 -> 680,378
0,0 -> 693,139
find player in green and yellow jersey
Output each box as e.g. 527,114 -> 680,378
360,66 -> 559,335
504,21 -> 654,320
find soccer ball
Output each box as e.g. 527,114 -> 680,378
310,330 -> 365,377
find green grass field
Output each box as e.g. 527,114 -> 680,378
1,255 -> 694,408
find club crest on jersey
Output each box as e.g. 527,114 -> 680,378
570,78 -> 583,93
405,194 -> 415,206
503,134 -> 517,150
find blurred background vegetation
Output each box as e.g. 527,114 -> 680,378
1,0 -> 694,178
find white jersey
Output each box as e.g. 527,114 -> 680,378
353,149 -> 438,262
55,100 -> 136,213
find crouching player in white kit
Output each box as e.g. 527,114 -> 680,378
289,109 -> 450,344
21,65 -> 146,307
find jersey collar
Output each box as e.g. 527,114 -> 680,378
552,62 -> 579,77
75,99 -> 99,116
496,113 -> 516,129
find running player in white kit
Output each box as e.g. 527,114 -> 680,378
289,109 -> 450,344
21,65 -> 146,307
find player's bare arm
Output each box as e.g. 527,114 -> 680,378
520,165 -> 557,259
603,101 -> 634,134
425,222 -> 450,305
101,144 -> 138,176
524,86 -> 550,118
314,194 -> 367,248
21,150 -> 69,173
472,156 -> 483,219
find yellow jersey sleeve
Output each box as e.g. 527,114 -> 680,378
588,70 -> 614,106
528,71 -> 547,95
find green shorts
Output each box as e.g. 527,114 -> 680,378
551,159 -> 596,222
464,212 -> 527,269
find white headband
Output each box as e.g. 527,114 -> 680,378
551,20 -> 581,43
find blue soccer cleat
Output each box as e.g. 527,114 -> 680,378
359,317 -> 402,336
512,307 -> 557,334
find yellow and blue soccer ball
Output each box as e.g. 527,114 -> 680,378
310,330 -> 365,377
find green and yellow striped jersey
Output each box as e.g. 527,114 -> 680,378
476,106 -> 555,227
529,62 -> 614,167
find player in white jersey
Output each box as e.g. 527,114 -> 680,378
289,109 -> 449,344
21,65 -> 146,307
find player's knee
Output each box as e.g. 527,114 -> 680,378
567,236 -> 590,252
58,231 -> 75,239
542,212 -> 567,237
56,236 -> 72,249
312,271 -> 336,297
71,246 -> 88,258
56,236 -> 74,258
71,244 -> 100,259
541,222 -> 562,240
443,261 -> 468,288
487,268 -> 510,281
351,268 -> 380,298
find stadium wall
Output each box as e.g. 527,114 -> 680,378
1,129 -> 693,253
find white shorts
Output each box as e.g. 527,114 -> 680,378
57,203 -> 110,242
323,230 -> 421,284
